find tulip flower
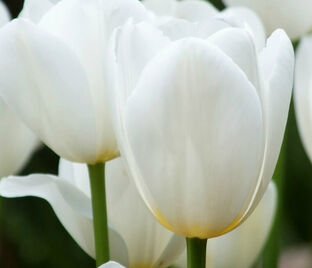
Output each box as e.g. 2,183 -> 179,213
0,0 -> 150,264
174,182 -> 277,268
294,34 -> 312,163
0,1 -> 38,179
0,157 -> 185,268
0,0 -> 149,164
223,0 -> 312,40
109,12 -> 294,267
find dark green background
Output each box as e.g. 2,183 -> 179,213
0,0 -> 310,267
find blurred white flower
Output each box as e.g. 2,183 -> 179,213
0,157 -> 184,267
294,34 -> 312,163
174,182 -> 277,268
223,0 -> 312,40
0,1 -> 38,178
0,0 -> 149,164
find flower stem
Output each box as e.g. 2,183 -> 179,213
88,163 -> 109,266
186,237 -> 207,268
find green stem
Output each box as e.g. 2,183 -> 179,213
186,237 -> 207,268
88,163 -> 109,266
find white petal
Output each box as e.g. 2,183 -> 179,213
0,1 -> 10,26
109,228 -> 129,267
0,174 -> 95,257
19,0 -> 54,23
0,100 -> 38,177
207,182 -> 277,268
143,0 -> 218,22
98,262 -> 125,268
217,7 -> 266,51
58,157 -> 184,266
106,158 -> 185,267
49,0 -> 62,3
174,182 -> 276,268
207,27 -> 260,90
245,29 -> 294,218
294,34 -> 312,164
59,158 -> 91,198
223,0 -> 312,40
0,173 -> 130,264
157,18 -> 229,41
117,38 -> 264,238
175,0 -> 218,22
143,0 -> 177,17
110,21 -> 170,104
0,19 -> 98,163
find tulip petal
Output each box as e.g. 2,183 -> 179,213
0,1 -> 10,26
59,158 -> 91,198
217,7 -> 266,51
0,174 -> 95,257
294,34 -> 312,163
19,0 -> 54,23
0,100 -> 38,178
117,38 -> 264,238
58,157 -> 183,267
245,29 -> 293,217
174,182 -> 276,268
106,158 -> 185,267
144,0 -> 218,21
98,262 -> 125,268
0,19 -> 97,163
207,182 -> 276,268
111,21 -> 170,102
158,18 -> 229,41
0,173 -> 130,264
143,0 -> 176,17
208,27 -> 260,90
175,0 -> 218,22
223,0 -> 312,40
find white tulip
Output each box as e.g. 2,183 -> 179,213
294,34 -> 312,163
109,17 -> 294,238
174,182 -> 277,268
0,2 -> 38,178
0,157 -> 184,267
223,0 -> 312,40
0,0 -> 149,164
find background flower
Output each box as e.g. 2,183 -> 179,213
223,0 -> 312,40
175,182 -> 277,268
0,157 -> 185,267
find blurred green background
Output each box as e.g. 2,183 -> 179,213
0,0 -> 311,267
